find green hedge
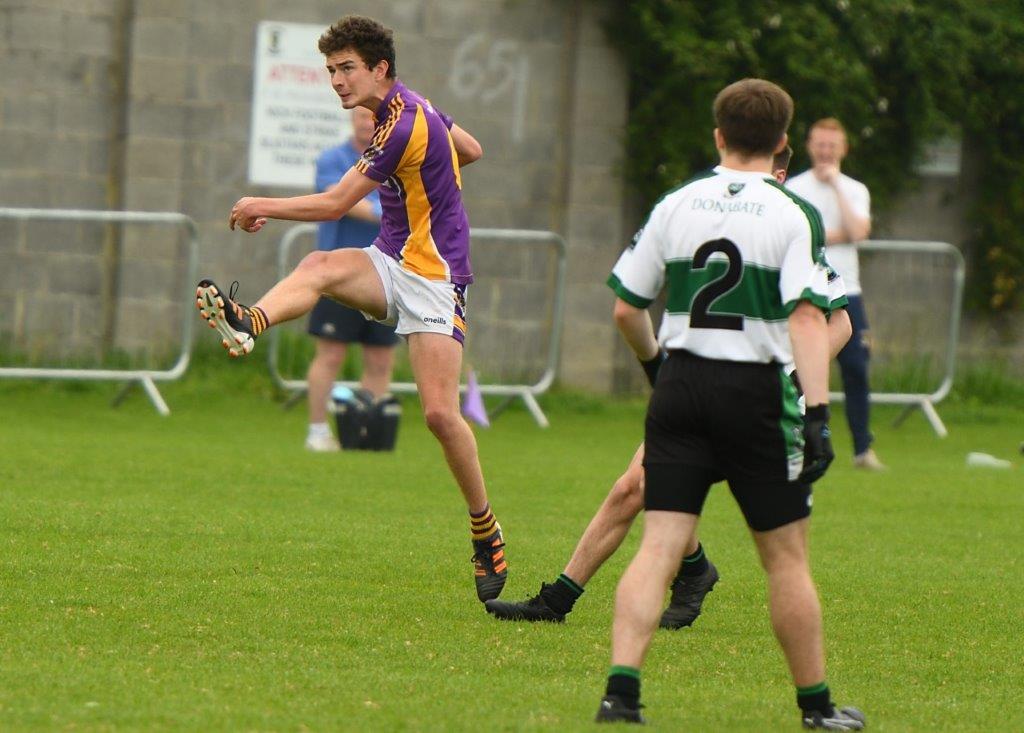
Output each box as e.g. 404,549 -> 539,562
601,0 -> 1024,312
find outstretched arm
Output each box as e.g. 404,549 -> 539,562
449,124 -> 483,167
229,167 -> 379,232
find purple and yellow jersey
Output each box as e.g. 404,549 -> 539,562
354,81 -> 472,284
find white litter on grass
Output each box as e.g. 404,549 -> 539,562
966,452 -> 1013,469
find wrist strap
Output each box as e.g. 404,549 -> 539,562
805,404 -> 830,421
639,350 -> 667,388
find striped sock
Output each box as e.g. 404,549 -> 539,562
470,503 -> 498,540
247,306 -> 269,336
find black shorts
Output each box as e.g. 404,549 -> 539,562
307,296 -> 400,346
643,350 -> 810,532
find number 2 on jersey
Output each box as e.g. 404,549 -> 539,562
690,239 -> 744,331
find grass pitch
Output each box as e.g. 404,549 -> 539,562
1,369 -> 1022,731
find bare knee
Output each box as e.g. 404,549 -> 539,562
423,405 -> 462,441
362,347 -> 394,379
608,471 -> 645,517
294,251 -> 332,288
310,339 -> 346,371
762,556 -> 811,585
313,350 -> 345,373
752,520 -> 810,575
756,540 -> 809,577
298,250 -> 330,272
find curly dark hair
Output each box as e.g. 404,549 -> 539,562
318,16 -> 397,78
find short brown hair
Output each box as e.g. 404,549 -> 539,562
318,16 -> 397,78
713,79 -> 793,157
808,117 -> 847,139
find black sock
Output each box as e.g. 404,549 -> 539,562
680,542 -> 710,577
797,682 -> 833,715
606,666 -> 641,709
540,573 -> 584,615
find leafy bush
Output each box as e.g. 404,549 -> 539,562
600,0 -> 1024,311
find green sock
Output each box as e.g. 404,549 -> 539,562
606,665 -> 641,709
796,681 -> 832,714
540,573 -> 584,615
681,542 -> 710,577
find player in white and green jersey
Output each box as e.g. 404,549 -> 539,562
595,79 -> 864,731
484,150 -> 851,632
607,169 -> 831,367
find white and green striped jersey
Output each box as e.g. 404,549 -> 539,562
608,165 -> 831,365
787,170 -> 871,295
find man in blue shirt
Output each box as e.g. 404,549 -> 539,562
305,106 -> 399,452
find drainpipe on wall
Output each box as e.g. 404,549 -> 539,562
100,0 -> 135,357
553,0 -> 581,236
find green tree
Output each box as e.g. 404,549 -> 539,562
961,5 -> 1024,311
602,0 -> 1024,311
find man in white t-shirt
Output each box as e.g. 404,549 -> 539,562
787,118 -> 885,470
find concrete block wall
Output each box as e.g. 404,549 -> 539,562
0,1 -> 125,362
554,3 -> 633,390
464,239 -> 562,385
0,220 -> 108,360
4,1 -> 1021,391
0,1 -> 121,208
0,0 -> 635,388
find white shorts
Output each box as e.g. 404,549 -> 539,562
362,245 -> 468,343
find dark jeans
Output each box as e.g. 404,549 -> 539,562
836,295 -> 873,455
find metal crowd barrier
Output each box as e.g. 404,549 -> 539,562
0,208 -> 199,416
267,225 -> 567,427
830,240 -> 965,437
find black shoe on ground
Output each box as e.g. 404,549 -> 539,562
484,583 -> 565,622
472,524 -> 507,602
595,695 -> 645,724
659,561 -> 719,630
802,706 -> 866,730
195,279 -> 258,358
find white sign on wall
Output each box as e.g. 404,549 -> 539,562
914,136 -> 963,178
248,21 -> 351,188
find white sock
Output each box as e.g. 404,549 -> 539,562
308,422 -> 331,439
